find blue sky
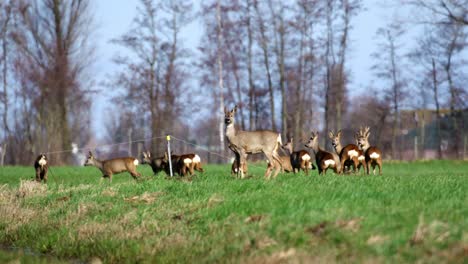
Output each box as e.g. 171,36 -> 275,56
91,0 -> 397,137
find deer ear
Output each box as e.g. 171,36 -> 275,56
88,151 -> 93,157
328,131 -> 334,139
233,105 -> 238,113
337,130 -> 342,137
224,106 -> 228,114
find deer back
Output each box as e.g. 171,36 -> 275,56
365,146 -> 382,161
340,144 -> 360,160
102,157 -> 139,174
230,130 -> 281,154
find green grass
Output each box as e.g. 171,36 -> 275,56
0,160 -> 467,263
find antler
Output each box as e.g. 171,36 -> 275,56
364,126 -> 370,138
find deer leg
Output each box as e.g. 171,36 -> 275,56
365,161 -> 370,175
42,171 -> 48,183
263,153 -> 276,179
35,168 -> 41,182
239,151 -> 248,179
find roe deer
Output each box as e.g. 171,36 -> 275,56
225,105 -> 283,179
141,151 -> 166,175
163,152 -> 204,176
328,130 -> 362,174
356,127 -> 382,175
84,151 -> 140,182
34,154 -> 49,183
142,151 -> 203,176
282,137 -> 315,175
304,131 -> 341,175
267,155 -> 293,173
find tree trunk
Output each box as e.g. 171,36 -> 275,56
254,0 -> 276,131
432,58 -> 442,159
246,0 -> 255,130
216,0 -> 225,158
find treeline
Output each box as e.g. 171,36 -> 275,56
0,0 -> 467,165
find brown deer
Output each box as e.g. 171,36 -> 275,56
354,135 -> 366,173
84,151 -> 140,182
282,137 -> 315,175
356,127 -> 382,175
141,151 -> 166,175
163,152 -> 204,176
304,131 -> 341,175
267,155 -> 293,173
142,151 -> 203,176
328,130 -> 362,174
225,105 -> 283,179
34,154 -> 49,183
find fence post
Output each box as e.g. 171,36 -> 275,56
414,136 -> 418,160
464,135 -> 467,160
167,135 -> 173,177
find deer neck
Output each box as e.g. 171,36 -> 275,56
225,124 -> 237,142
311,141 -> 320,155
93,159 -> 104,172
334,142 -> 343,154
361,141 -> 370,152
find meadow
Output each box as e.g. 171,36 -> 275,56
0,160 -> 467,263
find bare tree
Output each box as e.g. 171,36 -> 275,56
253,0 -> 276,131
0,1 -> 13,165
10,0 -> 94,164
111,0 -> 193,154
372,22 -> 407,160
403,0 -> 468,26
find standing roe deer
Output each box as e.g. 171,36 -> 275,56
84,151 -> 141,182
328,130 -> 362,174
225,105 -> 283,179
356,127 -> 382,175
34,154 -> 49,183
304,131 -> 341,175
282,137 -> 315,175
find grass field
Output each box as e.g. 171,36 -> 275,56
0,160 -> 467,263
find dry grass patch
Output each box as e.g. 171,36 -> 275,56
335,217 -> 362,232
56,184 -> 93,194
367,235 -> 388,245
207,194 -> 224,207
123,192 -> 164,204
16,180 -> 47,198
410,215 -> 450,245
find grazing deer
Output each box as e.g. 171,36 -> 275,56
225,105 -> 283,179
142,151 -> 203,176
34,154 -> 49,183
304,131 -> 341,175
84,151 -> 141,182
328,130 -> 362,174
356,127 -> 382,175
282,137 -> 315,175
267,155 -> 293,173
141,151 -> 166,175
164,152 -> 204,176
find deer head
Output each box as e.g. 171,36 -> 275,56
141,151 -> 151,164
224,105 -> 237,126
84,151 -> 96,166
328,130 -> 342,150
356,127 -> 370,150
305,131 -> 319,152
282,137 -> 294,153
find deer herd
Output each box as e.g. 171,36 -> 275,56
33,105 -> 383,183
